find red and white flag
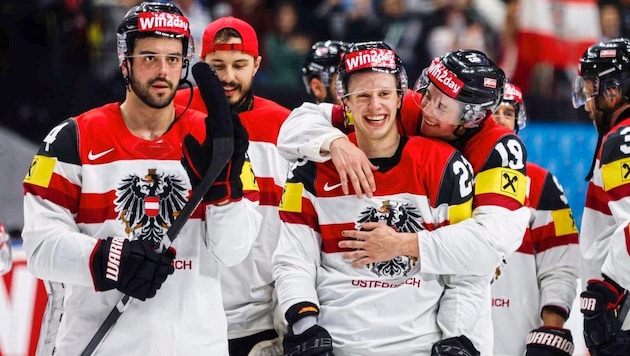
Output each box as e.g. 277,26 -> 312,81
518,0 -> 600,68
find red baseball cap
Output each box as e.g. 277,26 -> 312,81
201,16 -> 259,58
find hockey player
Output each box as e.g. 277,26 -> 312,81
301,40 -> 348,105
573,37 -> 630,355
174,16 -> 290,356
273,40 -> 484,356
276,49 -> 531,354
0,222 -> 11,275
21,3 -> 261,355
492,82 -> 579,356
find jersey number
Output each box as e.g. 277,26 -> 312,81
453,158 -> 473,198
494,139 -> 525,170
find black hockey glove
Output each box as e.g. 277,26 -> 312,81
90,237 -> 175,301
431,335 -> 480,356
581,278 -> 630,356
182,62 -> 249,204
283,302 -> 334,356
581,279 -> 625,348
525,326 -> 574,356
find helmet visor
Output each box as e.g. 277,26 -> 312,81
572,76 -> 599,109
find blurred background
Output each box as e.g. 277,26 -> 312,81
0,0 -> 626,234
0,1 -> 624,354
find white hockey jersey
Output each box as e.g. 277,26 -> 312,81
491,162 -> 579,355
273,135 -> 492,355
22,103 -> 261,355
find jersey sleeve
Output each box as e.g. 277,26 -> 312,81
529,167 -> 579,318
205,199 -> 261,267
418,135 -> 531,275
437,274 -> 493,355
272,161 -> 322,315
277,102 -> 347,163
599,127 -> 630,291
22,119 -> 98,287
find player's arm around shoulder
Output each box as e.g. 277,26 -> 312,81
278,102 -> 346,163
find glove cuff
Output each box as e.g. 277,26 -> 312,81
90,237 -> 127,292
526,327 -> 574,356
285,302 -> 320,326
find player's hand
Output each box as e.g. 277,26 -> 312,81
339,222 -> 416,267
525,326 -> 574,355
283,325 -> 333,356
283,302 -> 333,356
431,335 -> 480,356
90,237 -> 175,301
182,62 -> 248,204
329,137 -> 377,199
581,278 -> 630,354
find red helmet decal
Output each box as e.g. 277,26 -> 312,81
484,78 -> 497,88
503,82 -> 523,103
137,12 -> 189,36
600,49 -> 617,58
343,49 -> 397,73
426,58 -> 464,98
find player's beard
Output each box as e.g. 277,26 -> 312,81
222,80 -> 251,108
130,76 -> 176,109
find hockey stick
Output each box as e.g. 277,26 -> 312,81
80,63 -> 234,356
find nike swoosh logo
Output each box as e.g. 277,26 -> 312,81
323,182 -> 342,192
88,148 -> 115,161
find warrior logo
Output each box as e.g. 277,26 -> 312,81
356,200 -> 423,278
115,168 -> 188,245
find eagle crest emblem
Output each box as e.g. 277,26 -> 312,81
356,200 -> 423,278
114,168 -> 188,244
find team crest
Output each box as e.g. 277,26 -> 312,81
356,200 -> 423,278
114,168 -> 188,244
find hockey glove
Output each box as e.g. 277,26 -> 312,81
90,237 -> 175,301
580,279 -> 625,348
283,302 -> 334,356
431,335 -> 480,356
181,62 -> 249,204
525,326 -> 574,356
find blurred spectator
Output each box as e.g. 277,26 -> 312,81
230,0 -> 274,56
173,0 -> 212,85
379,0 -> 426,82
261,1 -> 312,93
314,0 -> 346,40
425,0 -> 499,61
343,0 -> 382,42
599,1 -> 622,41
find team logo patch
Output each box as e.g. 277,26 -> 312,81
240,157 -> 259,192
475,167 -> 527,203
600,49 -> 616,58
24,155 -> 56,188
356,200 -> 423,278
500,170 -> 520,196
115,168 -> 187,244
552,208 -> 578,236
602,157 -> 630,191
279,182 -> 303,213
484,78 -> 497,88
